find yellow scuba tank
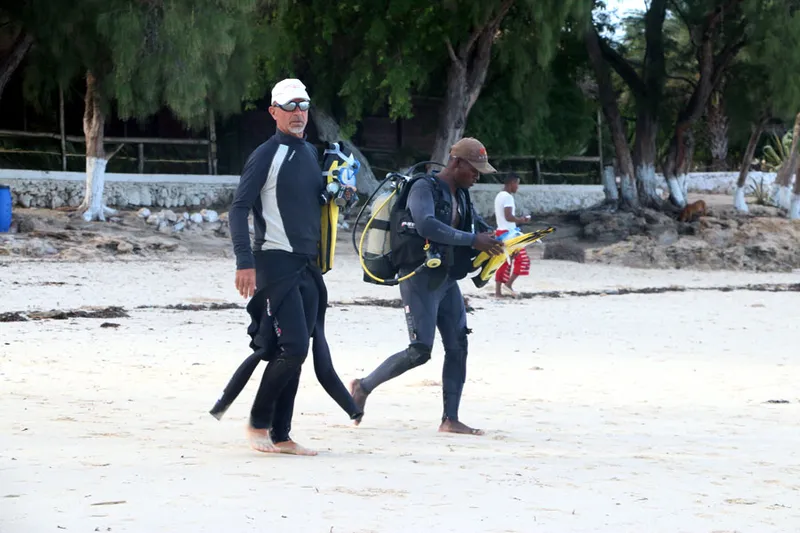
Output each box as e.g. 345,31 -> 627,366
360,185 -> 399,281
351,161 -> 446,286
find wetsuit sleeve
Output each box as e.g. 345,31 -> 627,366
229,145 -> 273,270
407,179 -> 476,247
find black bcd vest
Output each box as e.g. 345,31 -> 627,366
389,174 -> 478,280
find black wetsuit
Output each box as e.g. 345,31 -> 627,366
229,129 -> 358,442
249,261 -> 362,431
357,175 -> 490,422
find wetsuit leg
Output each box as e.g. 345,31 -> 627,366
249,269 -> 318,430
312,313 -> 363,419
255,264 -> 360,422
358,270 -> 438,394
270,367 -> 301,443
437,279 -> 469,422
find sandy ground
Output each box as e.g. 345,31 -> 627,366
1,248 -> 800,533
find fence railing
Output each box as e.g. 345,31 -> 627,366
0,128 -> 218,175
359,147 -> 602,186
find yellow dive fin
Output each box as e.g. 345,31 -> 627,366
471,227 -> 555,284
318,201 -> 339,274
317,160 -> 343,274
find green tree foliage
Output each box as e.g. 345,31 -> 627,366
254,0 -> 591,149
21,0 -> 258,126
15,0 -> 258,220
251,0 -> 444,137
0,5 -> 34,102
722,55 -> 772,151
740,0 -> 800,120
466,26 -> 596,157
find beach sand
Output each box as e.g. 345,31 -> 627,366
1,251 -> 799,533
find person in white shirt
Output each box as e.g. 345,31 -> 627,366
493,173 -> 531,297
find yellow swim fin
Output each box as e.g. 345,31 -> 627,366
471,227 -> 555,286
318,200 -> 339,274
317,160 -> 342,274
471,228 -> 553,269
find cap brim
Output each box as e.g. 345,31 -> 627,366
274,91 -> 311,106
471,160 -> 497,174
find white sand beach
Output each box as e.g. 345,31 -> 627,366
1,251 -> 799,533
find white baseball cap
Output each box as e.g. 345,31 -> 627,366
271,78 -> 311,106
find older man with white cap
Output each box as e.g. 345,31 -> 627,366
226,78 -> 330,456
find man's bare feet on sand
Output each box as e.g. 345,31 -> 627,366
246,425 -> 281,453
349,379 -> 368,426
439,419 -> 485,436
274,440 -> 318,456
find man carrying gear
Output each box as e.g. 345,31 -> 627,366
228,78 -> 345,456
349,138 -> 504,435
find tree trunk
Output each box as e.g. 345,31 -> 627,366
601,165 -> 618,204
81,71 -> 116,222
584,25 -> 637,208
770,112 -> 800,210
633,0 -> 667,209
707,93 -> 729,171
310,107 -> 378,194
791,156 -> 800,220
0,32 -> 34,102
662,124 -> 696,207
594,0 -> 667,209
632,107 -> 661,207
208,106 -> 218,175
430,1 -> 512,165
662,16 -> 741,208
431,59 -> 470,165
733,118 -> 766,213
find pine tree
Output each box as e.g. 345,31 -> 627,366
21,0 -> 258,221
0,5 -> 34,102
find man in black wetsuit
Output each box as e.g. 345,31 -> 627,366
350,137 -> 504,436
229,78 -> 341,455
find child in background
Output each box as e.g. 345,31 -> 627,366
493,173 -> 531,298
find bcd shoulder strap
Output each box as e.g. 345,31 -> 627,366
392,174 -> 437,214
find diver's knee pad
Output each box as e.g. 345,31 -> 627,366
406,342 -> 432,368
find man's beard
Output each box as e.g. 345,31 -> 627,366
288,123 -> 305,134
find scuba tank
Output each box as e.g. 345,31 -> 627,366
351,161 -> 445,286
360,185 -> 398,281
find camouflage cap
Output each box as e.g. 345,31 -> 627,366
450,137 -> 497,174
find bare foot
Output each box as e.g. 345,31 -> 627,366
274,440 -> 318,456
503,284 -> 520,299
349,379 -> 369,426
246,425 -> 281,453
438,419 -> 485,436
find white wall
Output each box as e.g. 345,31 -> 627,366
0,169 -> 239,209
0,168 -> 777,214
